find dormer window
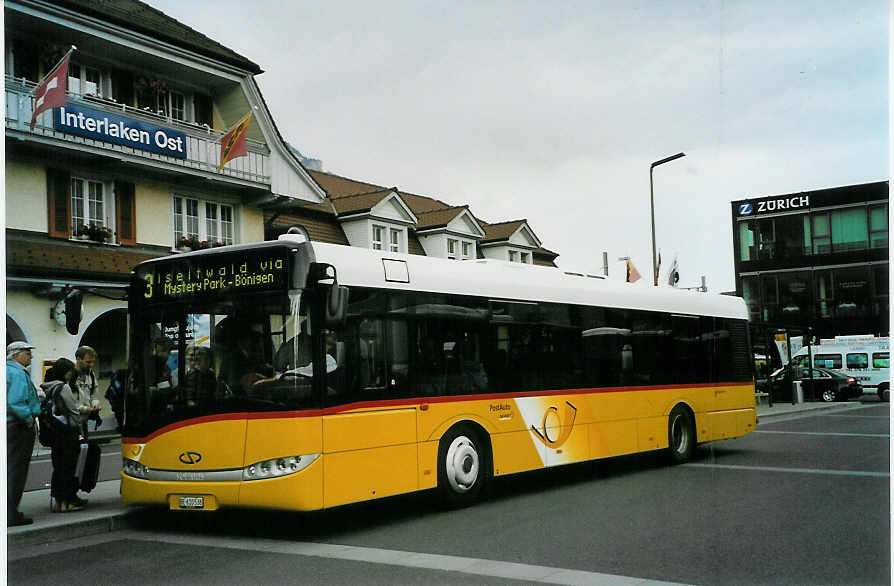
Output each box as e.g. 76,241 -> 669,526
447,238 -> 457,259
389,228 -> 401,253
372,225 -> 385,250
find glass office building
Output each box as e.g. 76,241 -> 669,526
731,181 -> 889,340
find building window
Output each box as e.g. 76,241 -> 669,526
68,63 -> 105,97
372,225 -> 384,250
520,252 -> 530,264
509,250 -> 518,263
71,177 -> 113,233
738,221 -> 755,261
389,228 -> 401,253
136,78 -> 190,121
170,91 -> 186,121
173,195 -> 234,247
447,238 -> 457,259
830,208 -> 868,252
462,241 -> 472,259
869,205 -> 888,249
812,214 -> 831,254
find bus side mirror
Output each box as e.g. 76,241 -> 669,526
325,285 -> 349,328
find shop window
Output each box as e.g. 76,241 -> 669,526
777,272 -> 812,323
830,208 -> 868,252
869,205 -> 888,249
173,195 -> 234,248
812,214 -> 831,254
815,270 -> 834,319
846,353 -> 868,369
834,267 -> 870,318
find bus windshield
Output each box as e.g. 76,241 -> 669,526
125,291 -> 318,437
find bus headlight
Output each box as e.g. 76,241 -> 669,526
123,458 -> 150,479
243,453 -> 319,481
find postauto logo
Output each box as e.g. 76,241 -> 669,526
738,203 -> 754,216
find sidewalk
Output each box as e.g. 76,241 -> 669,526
7,399 -> 864,548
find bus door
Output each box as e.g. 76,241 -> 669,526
322,317 -> 417,507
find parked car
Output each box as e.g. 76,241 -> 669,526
765,366 -> 862,403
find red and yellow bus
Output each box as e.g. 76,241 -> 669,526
121,233 -> 756,511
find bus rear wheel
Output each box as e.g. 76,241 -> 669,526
438,425 -> 488,508
879,384 -> 890,402
667,405 -> 695,464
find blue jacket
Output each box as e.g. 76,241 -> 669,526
6,360 -> 40,425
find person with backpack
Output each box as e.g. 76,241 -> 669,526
40,358 -> 86,513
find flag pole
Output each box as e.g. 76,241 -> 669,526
32,45 -> 77,95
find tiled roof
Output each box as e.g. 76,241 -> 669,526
7,236 -> 159,280
267,213 -> 349,246
480,220 -> 528,243
307,170 -> 386,199
330,189 -> 395,215
49,0 -> 262,73
415,206 -> 469,230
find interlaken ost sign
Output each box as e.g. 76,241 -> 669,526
735,194 -> 810,218
53,104 -> 187,159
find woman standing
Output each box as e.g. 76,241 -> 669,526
40,358 -> 85,512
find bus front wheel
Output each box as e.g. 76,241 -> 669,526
438,425 -> 488,508
667,405 -> 695,464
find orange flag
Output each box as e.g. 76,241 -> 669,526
218,112 -> 252,171
626,259 -> 642,283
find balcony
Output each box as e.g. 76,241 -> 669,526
5,75 -> 270,187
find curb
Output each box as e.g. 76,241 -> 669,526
8,511 -> 140,548
757,402 -> 857,420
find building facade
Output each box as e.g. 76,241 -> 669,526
5,0 -> 326,382
5,0 -> 560,394
731,181 -> 889,341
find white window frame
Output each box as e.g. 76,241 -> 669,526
68,62 -> 111,99
172,194 -> 235,248
389,228 -> 401,253
372,224 -> 385,250
71,176 -> 114,235
461,240 -> 473,259
520,252 -> 530,264
447,238 -> 458,260
509,250 -> 518,263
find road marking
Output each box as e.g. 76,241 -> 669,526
817,415 -> 891,419
685,463 -> 888,478
121,531 -> 689,585
754,430 -> 889,438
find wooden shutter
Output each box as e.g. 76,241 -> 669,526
115,181 -> 136,245
46,169 -> 71,239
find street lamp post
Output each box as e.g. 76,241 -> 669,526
650,152 -> 686,286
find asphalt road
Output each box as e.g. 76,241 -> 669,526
11,403 -> 890,585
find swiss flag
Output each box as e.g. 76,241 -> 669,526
30,50 -> 72,130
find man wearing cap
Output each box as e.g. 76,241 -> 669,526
6,341 -> 40,526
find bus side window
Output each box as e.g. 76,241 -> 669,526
873,352 -> 889,368
846,353 -> 868,369
814,354 -> 842,369
791,355 -> 809,369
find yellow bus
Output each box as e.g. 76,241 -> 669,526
121,232 -> 756,511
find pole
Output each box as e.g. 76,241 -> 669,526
649,152 -> 685,287
602,252 -> 609,277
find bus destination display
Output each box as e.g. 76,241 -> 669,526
138,250 -> 290,301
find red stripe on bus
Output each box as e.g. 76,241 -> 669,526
121,380 -> 752,444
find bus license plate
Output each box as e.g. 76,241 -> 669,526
179,496 -> 204,509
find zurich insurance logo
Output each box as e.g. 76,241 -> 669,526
738,203 -> 753,216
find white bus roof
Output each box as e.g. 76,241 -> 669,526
309,242 -> 747,320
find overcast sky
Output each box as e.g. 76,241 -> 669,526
149,0 -> 888,292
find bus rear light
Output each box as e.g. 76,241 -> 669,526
243,453 -> 319,481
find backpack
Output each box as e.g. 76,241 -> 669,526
37,387 -> 67,448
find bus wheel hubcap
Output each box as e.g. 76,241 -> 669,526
672,416 -> 688,453
445,435 -> 479,493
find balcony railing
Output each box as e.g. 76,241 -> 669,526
6,75 -> 270,185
